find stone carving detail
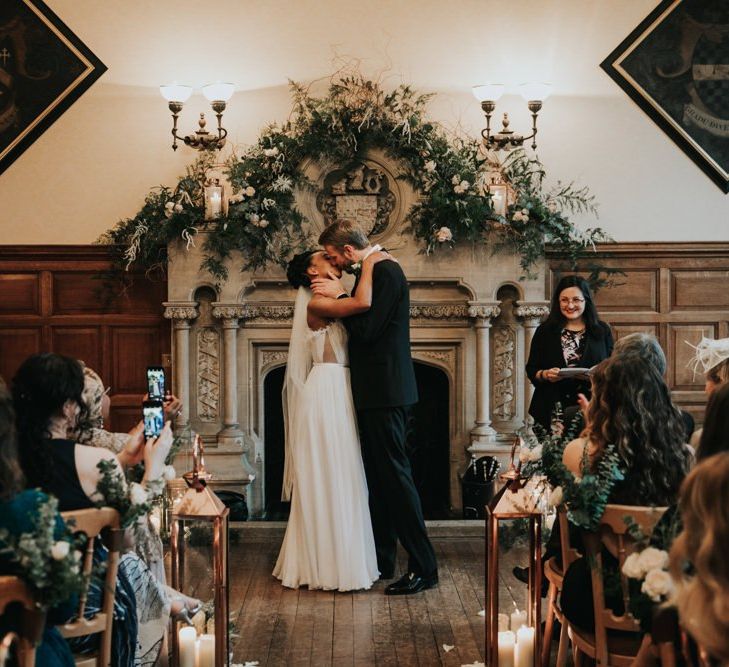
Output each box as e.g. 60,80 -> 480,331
241,305 -> 294,323
468,304 -> 501,320
212,305 -> 248,320
163,305 -> 198,320
413,348 -> 456,376
197,328 -> 220,421
316,161 -> 397,237
492,326 -> 516,420
410,304 -> 470,320
515,304 -> 550,322
261,350 -> 289,370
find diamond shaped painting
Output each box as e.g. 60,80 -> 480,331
0,0 -> 106,176
601,0 -> 729,193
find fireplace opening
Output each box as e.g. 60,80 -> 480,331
262,361 -> 451,520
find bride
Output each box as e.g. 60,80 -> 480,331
273,247 -> 387,591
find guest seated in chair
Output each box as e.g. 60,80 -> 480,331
560,354 -> 692,633
12,353 -> 199,666
670,451 -> 729,666
0,378 -> 76,666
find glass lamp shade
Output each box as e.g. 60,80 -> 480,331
518,82 -> 552,102
202,82 -> 235,102
159,83 -> 193,103
472,83 -> 505,103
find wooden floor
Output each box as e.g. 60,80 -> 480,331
180,527 -> 528,667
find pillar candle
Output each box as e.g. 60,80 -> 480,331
178,626 -> 196,667
498,613 -> 510,631
515,625 -> 535,667
510,609 -> 527,630
497,630 -> 515,667
196,634 -> 215,667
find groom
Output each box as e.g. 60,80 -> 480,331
313,219 -> 438,595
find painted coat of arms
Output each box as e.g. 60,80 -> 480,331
602,0 -> 729,192
0,0 -> 106,175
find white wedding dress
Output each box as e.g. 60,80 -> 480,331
273,304 -> 379,591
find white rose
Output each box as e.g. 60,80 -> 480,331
521,208 -> 529,215
641,568 -> 674,602
249,214 -> 260,225
164,201 -> 175,211
460,180 -> 470,191
174,203 -> 183,213
451,175 -> 460,185
435,226 -> 453,243
129,482 -> 148,506
424,160 -> 436,173
51,541 -> 70,561
637,547 -> 669,573
245,186 -> 256,197
229,193 -> 243,204
548,486 -> 563,507
259,219 -> 270,228
621,552 -> 645,579
163,465 -> 177,481
528,445 -> 543,461
73,550 -> 82,562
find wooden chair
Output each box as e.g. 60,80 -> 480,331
541,506 -> 581,667
568,504 -> 668,667
59,507 -> 123,667
0,576 -> 45,667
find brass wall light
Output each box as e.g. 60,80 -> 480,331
473,82 -> 551,151
160,82 -> 235,151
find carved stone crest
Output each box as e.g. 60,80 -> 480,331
316,161 -> 396,236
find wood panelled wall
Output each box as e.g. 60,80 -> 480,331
0,246 -> 170,432
548,242 -> 729,426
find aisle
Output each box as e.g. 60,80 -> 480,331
197,527 -> 527,667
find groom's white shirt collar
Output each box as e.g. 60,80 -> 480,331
361,244 -> 381,261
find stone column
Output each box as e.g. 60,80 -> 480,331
515,302 -> 550,429
211,304 -> 247,445
163,302 -> 199,430
468,302 -> 501,446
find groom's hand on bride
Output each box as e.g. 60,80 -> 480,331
311,271 -> 348,299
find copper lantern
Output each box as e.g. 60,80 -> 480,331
170,435 -> 229,666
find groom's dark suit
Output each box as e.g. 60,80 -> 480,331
343,259 -> 437,578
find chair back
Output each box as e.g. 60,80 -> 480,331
556,505 -> 580,571
58,507 -> 122,667
0,576 -> 44,667
582,504 -> 667,666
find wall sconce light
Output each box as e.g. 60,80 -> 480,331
473,82 -> 551,151
160,82 -> 235,151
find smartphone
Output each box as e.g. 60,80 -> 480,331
142,399 -> 164,438
146,366 -> 165,400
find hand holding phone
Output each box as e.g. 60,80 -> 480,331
143,400 -> 165,438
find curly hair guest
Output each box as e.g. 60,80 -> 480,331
670,451 -> 729,664
565,355 -> 692,506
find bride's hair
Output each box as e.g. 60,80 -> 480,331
286,250 -> 317,289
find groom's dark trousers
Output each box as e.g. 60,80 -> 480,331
343,259 -> 437,578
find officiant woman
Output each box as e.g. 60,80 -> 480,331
526,275 -> 613,432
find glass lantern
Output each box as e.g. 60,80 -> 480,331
204,178 -> 224,221
485,440 -> 543,667
170,435 -> 229,667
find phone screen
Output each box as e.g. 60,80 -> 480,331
147,367 -> 165,400
143,401 -> 164,438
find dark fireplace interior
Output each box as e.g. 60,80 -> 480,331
263,361 -> 451,520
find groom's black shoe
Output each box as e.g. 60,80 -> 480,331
384,571 -> 438,595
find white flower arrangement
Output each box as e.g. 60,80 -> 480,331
435,226 -> 453,243
163,465 -> 177,482
51,540 -> 70,561
512,208 -> 530,223
129,482 -> 148,506
622,546 -> 674,602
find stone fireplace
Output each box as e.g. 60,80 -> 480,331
163,152 -> 550,517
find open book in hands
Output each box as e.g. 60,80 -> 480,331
557,366 -> 594,380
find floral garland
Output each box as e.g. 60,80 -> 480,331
102,72 -> 613,284
0,494 -> 86,609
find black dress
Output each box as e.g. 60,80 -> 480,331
526,321 -> 614,431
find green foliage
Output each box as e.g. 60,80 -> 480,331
0,495 -> 87,609
94,459 -> 164,529
101,72 -> 613,285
